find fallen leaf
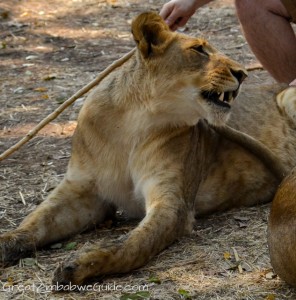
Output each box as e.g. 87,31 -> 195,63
26,55 -> 39,60
43,74 -> 57,81
238,222 -> 248,228
64,242 -> 77,251
241,261 -> 252,272
55,96 -> 66,104
34,87 -> 48,92
13,87 -> 25,94
233,215 -> 250,222
0,10 -> 9,19
148,276 -> 161,284
265,271 -> 277,280
21,257 -> 36,266
6,277 -> 14,286
50,243 -> 63,249
120,291 -> 150,300
178,289 -> 191,299
41,94 -> 49,100
223,251 -> 231,260
20,12 -> 29,17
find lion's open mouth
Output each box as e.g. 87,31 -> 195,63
201,89 -> 239,108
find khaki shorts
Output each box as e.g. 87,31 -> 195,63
281,0 -> 296,23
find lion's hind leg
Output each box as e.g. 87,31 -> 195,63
0,170 -> 115,266
276,86 -> 296,125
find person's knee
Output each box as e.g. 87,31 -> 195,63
235,0 -> 261,23
235,0 -> 289,21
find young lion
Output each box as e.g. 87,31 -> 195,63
1,12 -> 296,286
268,87 -> 296,287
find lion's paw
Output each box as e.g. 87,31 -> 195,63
52,245 -> 118,288
0,230 -> 35,266
277,86 -> 296,125
52,261 -> 82,288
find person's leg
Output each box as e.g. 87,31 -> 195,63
235,0 -> 296,84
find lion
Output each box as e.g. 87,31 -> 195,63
268,87 -> 296,287
1,12 -> 296,286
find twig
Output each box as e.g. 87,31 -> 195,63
19,190 -> 26,205
0,48 -> 136,162
224,43 -> 247,50
232,247 -> 243,274
35,261 -> 46,271
246,63 -> 264,71
212,25 -> 232,33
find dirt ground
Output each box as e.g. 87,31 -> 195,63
0,0 -> 296,299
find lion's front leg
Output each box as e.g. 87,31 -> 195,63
0,174 -> 116,266
53,181 -> 189,285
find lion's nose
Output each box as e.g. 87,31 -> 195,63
230,69 -> 248,84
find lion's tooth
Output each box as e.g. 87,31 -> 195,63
219,92 -> 224,101
223,92 -> 228,102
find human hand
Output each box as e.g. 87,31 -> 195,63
160,0 -> 213,31
290,79 -> 296,86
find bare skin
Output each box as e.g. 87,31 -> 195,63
160,0 -> 296,85
160,0 -> 211,30
235,0 -> 296,84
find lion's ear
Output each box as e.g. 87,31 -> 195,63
131,12 -> 173,58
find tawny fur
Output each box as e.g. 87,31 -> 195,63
1,12 -> 296,286
268,87 -> 296,287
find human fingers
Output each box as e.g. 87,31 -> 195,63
170,22 -> 179,31
159,2 -> 175,23
164,7 -> 185,29
290,79 -> 296,86
164,6 -> 183,29
176,15 -> 190,28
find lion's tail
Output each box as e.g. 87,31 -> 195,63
212,124 -> 287,182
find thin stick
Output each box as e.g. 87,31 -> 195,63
0,48 -> 136,162
232,247 -> 243,274
246,63 -> 264,71
19,190 -> 26,205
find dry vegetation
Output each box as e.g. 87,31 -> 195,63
0,0 -> 296,299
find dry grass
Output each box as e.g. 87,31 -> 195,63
1,0 -> 296,299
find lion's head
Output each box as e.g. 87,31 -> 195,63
131,12 -> 247,127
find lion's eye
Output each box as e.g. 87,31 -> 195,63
191,45 -> 209,56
